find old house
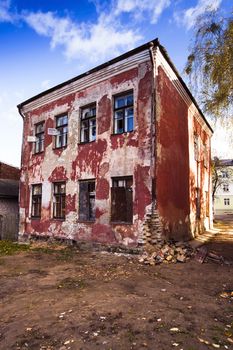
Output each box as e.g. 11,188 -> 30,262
17,39 -> 213,247
0,162 -> 20,240
214,159 -> 233,216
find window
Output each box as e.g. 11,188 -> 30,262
194,134 -> 199,161
79,180 -> 96,221
55,115 -> 68,148
34,122 -> 45,154
205,191 -> 209,217
80,104 -> 96,143
224,198 -> 230,206
114,92 -> 134,134
221,171 -> 228,178
53,182 -> 66,219
196,187 -> 201,219
203,144 -> 208,168
111,176 -> 133,223
223,184 -> 229,192
31,184 -> 42,218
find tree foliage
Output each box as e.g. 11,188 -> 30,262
185,10 -> 233,116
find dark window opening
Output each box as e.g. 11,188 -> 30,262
31,184 -> 42,218
53,182 -> 66,219
194,134 -> 199,161
35,122 -> 45,154
196,187 -> 201,219
111,176 -> 133,223
203,144 -> 208,168
80,104 -> 96,143
224,198 -> 230,206
114,92 -> 134,134
223,184 -> 229,192
79,180 -> 96,221
55,115 -> 68,148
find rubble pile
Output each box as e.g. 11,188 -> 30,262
138,241 -> 194,265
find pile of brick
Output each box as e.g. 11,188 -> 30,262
138,241 -> 194,265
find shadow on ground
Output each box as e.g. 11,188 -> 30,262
204,216 -> 233,261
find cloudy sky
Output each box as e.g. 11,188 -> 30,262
0,0 -> 232,167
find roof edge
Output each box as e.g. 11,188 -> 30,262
17,37 -> 213,133
156,42 -> 213,134
17,38 -> 159,109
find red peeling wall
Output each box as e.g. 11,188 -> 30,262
19,62 -> 154,246
156,66 -> 191,240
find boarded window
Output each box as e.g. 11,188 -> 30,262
111,176 -> 133,223
79,180 -> 96,221
53,182 -> 66,219
31,184 -> 42,218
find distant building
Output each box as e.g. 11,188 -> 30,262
0,162 -> 20,240
17,39 -> 213,246
214,159 -> 233,216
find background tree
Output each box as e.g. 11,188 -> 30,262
185,9 -> 233,117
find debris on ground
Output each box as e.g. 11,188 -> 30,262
195,246 -> 226,264
219,290 -> 233,300
138,241 -> 194,265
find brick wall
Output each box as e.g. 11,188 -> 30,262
0,162 -> 20,180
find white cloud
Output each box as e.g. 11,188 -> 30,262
0,0 -> 14,22
115,0 -> 171,24
174,0 -> 222,29
23,10 -> 141,63
0,91 -> 23,166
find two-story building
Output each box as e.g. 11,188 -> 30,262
214,159 -> 233,216
17,39 -> 213,247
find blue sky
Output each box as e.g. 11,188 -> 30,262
0,0 -> 232,167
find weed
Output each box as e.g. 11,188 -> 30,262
57,277 -> 86,289
0,240 -> 30,256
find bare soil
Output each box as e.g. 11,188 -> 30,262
0,229 -> 232,350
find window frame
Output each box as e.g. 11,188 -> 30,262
80,103 -> 97,144
53,182 -> 66,220
55,114 -> 68,149
194,134 -> 199,162
113,91 -> 134,135
31,184 -> 42,219
34,121 -> 45,154
224,198 -> 230,206
221,170 -> 228,179
203,143 -> 208,168
111,176 -> 133,224
78,180 -> 96,222
223,183 -> 229,192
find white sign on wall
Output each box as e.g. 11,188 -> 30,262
27,136 -> 37,142
48,128 -> 60,136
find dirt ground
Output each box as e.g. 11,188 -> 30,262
0,223 -> 232,350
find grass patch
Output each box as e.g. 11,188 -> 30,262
55,247 -> 77,261
57,277 -> 86,289
0,240 -> 30,256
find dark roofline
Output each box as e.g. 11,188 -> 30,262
17,39 -> 159,109
0,161 -> 20,170
17,38 -> 213,133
